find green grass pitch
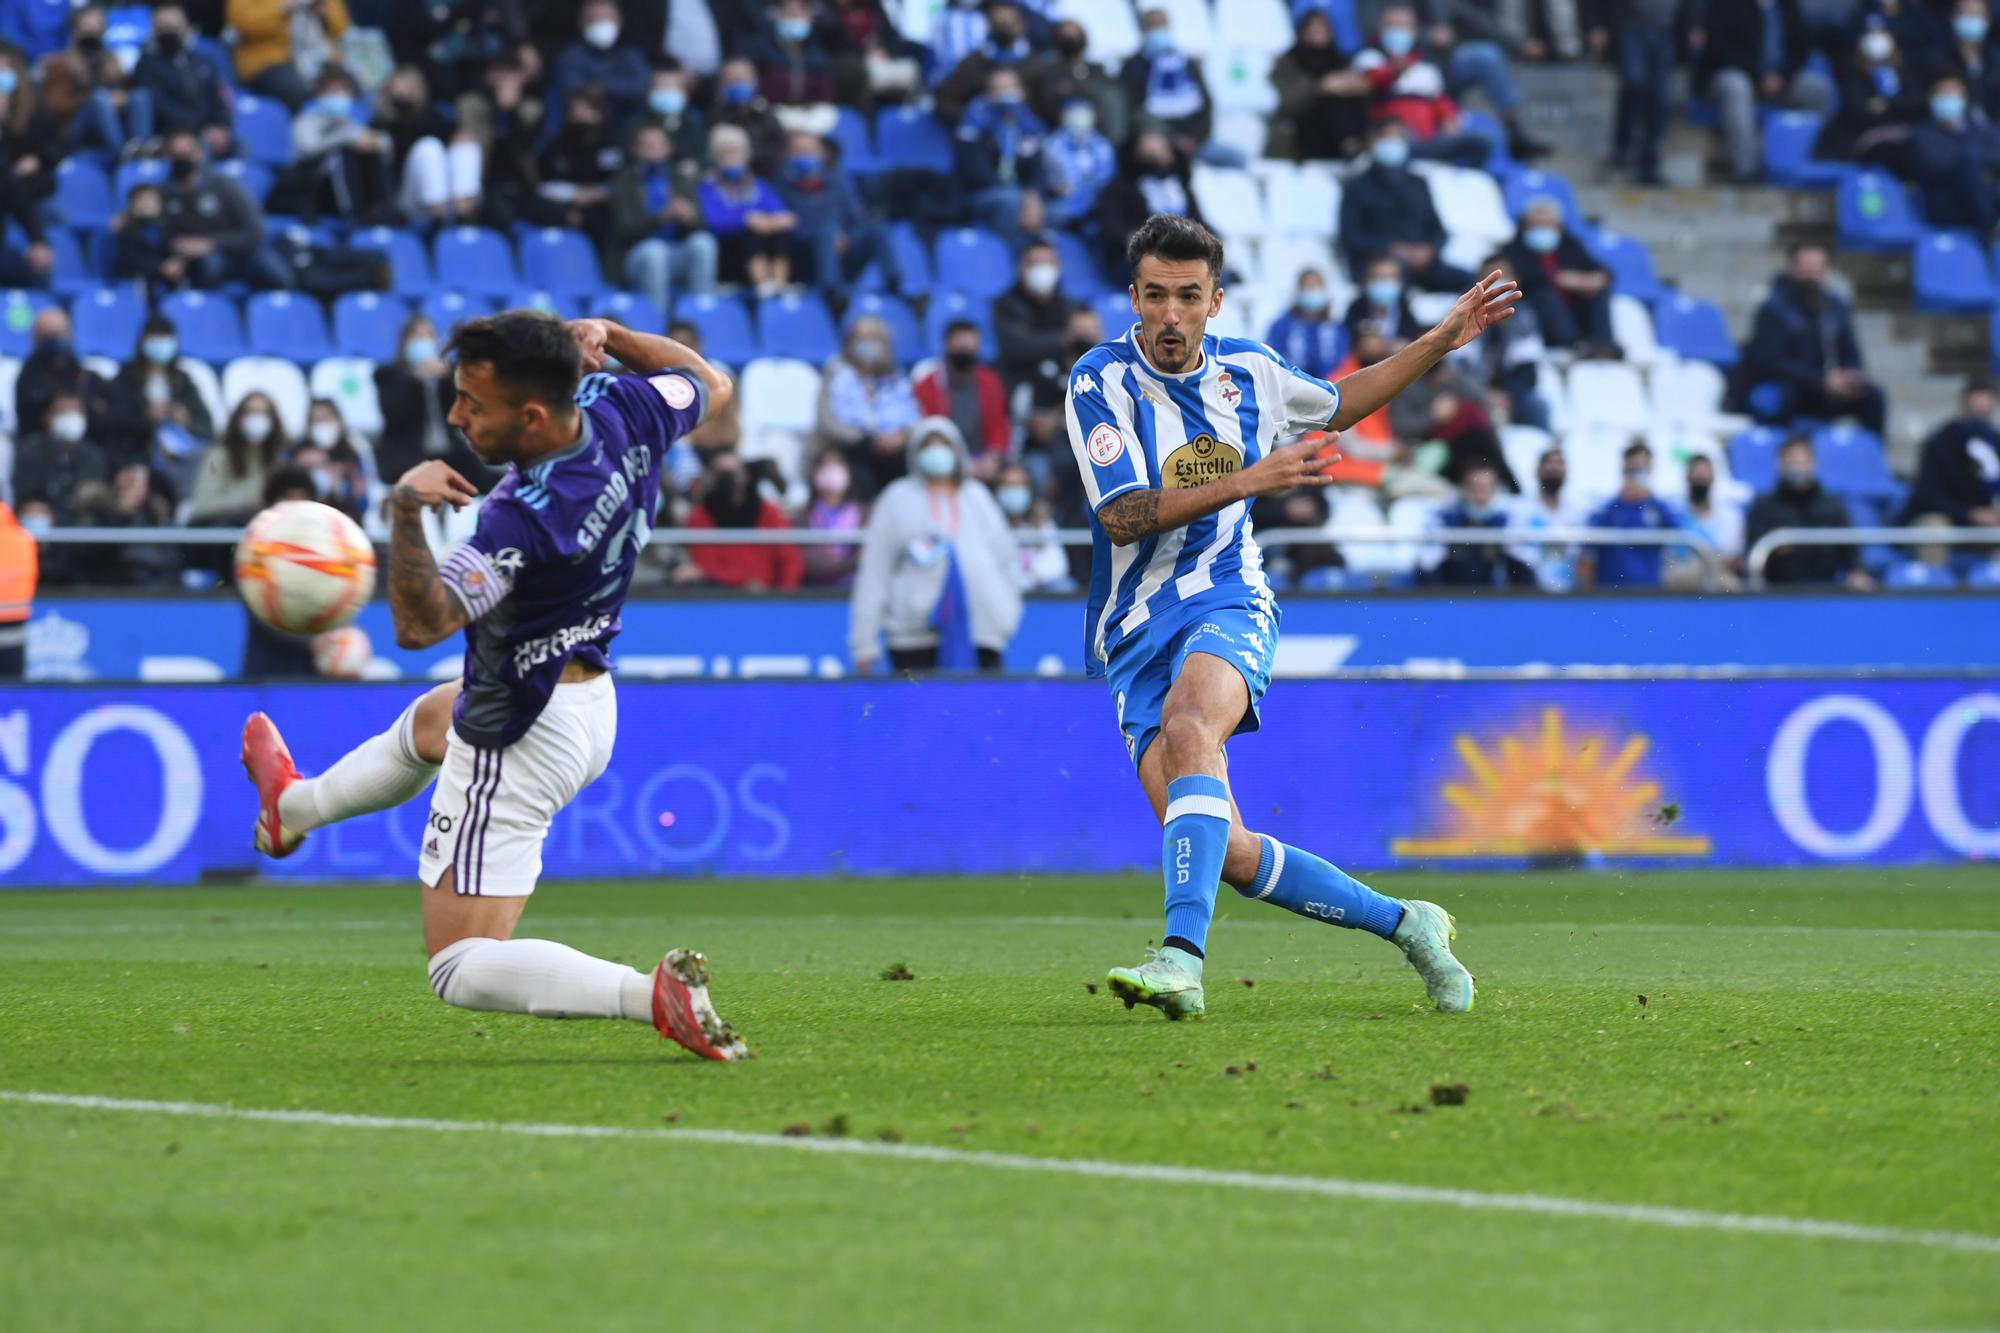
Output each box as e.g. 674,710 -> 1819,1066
2,867 -> 1996,1331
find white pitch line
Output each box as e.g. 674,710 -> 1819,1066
4,1090 -> 1997,1257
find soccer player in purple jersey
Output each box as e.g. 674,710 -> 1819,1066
240,312 -> 749,1061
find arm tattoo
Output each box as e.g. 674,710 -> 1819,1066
387,490 -> 463,647
1097,489 -> 1161,546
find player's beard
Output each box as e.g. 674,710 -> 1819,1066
1147,323 -> 1200,374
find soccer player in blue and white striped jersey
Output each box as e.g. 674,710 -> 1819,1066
1067,215 -> 1520,1020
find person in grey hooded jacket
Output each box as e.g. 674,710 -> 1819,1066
849,417 -> 1023,673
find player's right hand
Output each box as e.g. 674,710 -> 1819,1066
1240,436 -> 1343,495
391,461 -> 479,515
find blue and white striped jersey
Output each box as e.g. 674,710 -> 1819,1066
1065,327 -> 1342,676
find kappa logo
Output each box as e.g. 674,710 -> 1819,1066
1244,630 -> 1264,652
1086,422 -> 1125,466
650,372 -> 697,411
1071,371 -> 1099,399
1237,650 -> 1261,671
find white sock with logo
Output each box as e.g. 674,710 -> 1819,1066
426,937 -> 655,1021
278,698 -> 439,834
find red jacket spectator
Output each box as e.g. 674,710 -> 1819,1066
914,362 -> 1009,457
686,503 -> 805,590
1351,48 -> 1460,141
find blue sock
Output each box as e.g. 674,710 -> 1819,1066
1239,835 -> 1405,939
1161,775 -> 1232,956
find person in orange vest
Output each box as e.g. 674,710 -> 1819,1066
0,501 -> 36,680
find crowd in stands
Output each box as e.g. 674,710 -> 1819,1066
0,0 -> 1994,599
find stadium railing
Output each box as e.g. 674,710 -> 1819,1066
1744,527 -> 1999,589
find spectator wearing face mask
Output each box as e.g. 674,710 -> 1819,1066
645,67 -> 709,169
100,315 -> 212,492
747,0 -> 836,107
1122,8 -> 1221,165
1024,18 -> 1129,147
1501,197 -> 1614,355
850,416 -> 1021,673
36,4 -> 134,159
12,392 -> 108,524
374,65 -> 486,227
955,66 -> 1046,241
130,4 -> 232,150
803,448 -> 865,586
1740,243 -> 1886,434
1746,436 -> 1874,587
1815,22 -> 1925,166
16,308 -> 109,441
161,128 -> 294,291
1931,1 -> 2000,117
551,0 -> 652,126
71,461 -> 180,586
0,60 -> 54,290
1908,72 -> 2000,235
110,184 -> 181,295
190,393 -> 289,526
683,451 -> 804,590
1345,254 -> 1423,345
993,460 -> 1071,592
1265,268 -> 1348,377
291,397 -> 375,521
820,316 -> 921,494
532,88 -> 624,241
374,315 -> 495,493
995,238 -> 1074,443
1577,441 -> 1680,588
776,130 -> 894,298
1093,130 -> 1203,272
1340,120 -> 1476,293
1465,250 -> 1551,429
1424,464 -> 1535,587
1509,446 -> 1585,590
1272,11 -> 1372,162
1041,97 -> 1116,228
937,0 -> 1034,122
292,65 -> 397,222
915,319 -> 1011,462
700,122 -> 796,294
612,121 -> 719,316
1670,452 -> 1744,585
709,57 -> 789,177
1350,5 -> 1495,168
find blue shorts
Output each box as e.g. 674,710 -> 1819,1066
1105,593 -> 1281,767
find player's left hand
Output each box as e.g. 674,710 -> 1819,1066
1435,270 -> 1522,351
567,318 -> 613,373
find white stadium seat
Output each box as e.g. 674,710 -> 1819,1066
175,356 -> 225,432
1249,234 -> 1343,315
0,356 -> 18,435
1055,0 -> 1143,63
1214,0 -> 1295,56
1155,0 -> 1216,56
1266,163 -> 1341,237
1649,357 -> 1729,426
737,357 -> 822,493
1562,426 -> 1633,507
1645,425 -> 1745,505
310,357 -> 386,439
1610,294 -> 1661,368
1564,359 -> 1649,433
1209,109 -> 1269,161
1535,360 -> 1570,435
221,356 -> 311,438
1413,162 -> 1514,271
1499,423 -> 1556,488
1190,164 -> 1266,243
1210,48 -> 1279,114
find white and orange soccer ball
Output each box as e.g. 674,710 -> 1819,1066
234,501 -> 377,635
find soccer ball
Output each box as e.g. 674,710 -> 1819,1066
311,625 -> 372,679
235,501 -> 377,635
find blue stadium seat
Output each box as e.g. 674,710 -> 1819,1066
1965,560 -> 2000,589
1501,167 -> 1580,227
54,158 -> 113,229
0,289 -> 58,358
1588,230 -> 1662,303
932,227 -> 1014,299
1094,290 -> 1135,338
1811,423 -> 1898,498
332,291 -> 409,361
674,293 -> 758,366
433,227 -> 520,299
1835,171 -> 1920,252
1912,230 -> 1996,313
518,228 -> 605,299
874,107 -> 954,174
829,104 -> 879,176
1456,109 -> 1513,175
420,290 -> 496,338
44,230 -> 95,298
72,286 -> 145,359
855,221 -> 933,296
113,158 -> 170,205
246,290 -> 332,362
1883,559 -> 1958,589
591,290 -> 667,334
756,290 -> 841,362
161,289 -> 248,363
1762,111 -> 1846,187
509,289 -> 585,319
213,158 -> 275,205
1728,425 -> 1788,493
350,226 -> 434,298
841,293 -> 923,366
1651,293 -> 1739,367
233,94 -> 294,166
923,289 -> 996,360
1048,229 -> 1111,302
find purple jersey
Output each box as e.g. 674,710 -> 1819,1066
438,368 -> 706,747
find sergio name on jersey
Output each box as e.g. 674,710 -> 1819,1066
1065,328 -> 1342,676
437,369 -> 706,748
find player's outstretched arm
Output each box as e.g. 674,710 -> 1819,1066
1097,438 -> 1341,546
387,461 -> 475,650
568,318 -> 734,420
1327,269 -> 1521,431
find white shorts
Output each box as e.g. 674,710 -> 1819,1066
418,673 -> 617,896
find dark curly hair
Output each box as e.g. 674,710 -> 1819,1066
1126,213 -> 1224,282
444,310 -> 583,410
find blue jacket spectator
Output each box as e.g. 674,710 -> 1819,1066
955,69 -> 1045,239
1264,269 -> 1347,375
1,0 -> 75,60
936,0 -> 1033,121
1739,243 -> 1886,434
775,130 -> 893,297
549,0 -> 654,127
1120,10 -> 1212,159
1853,0 -> 1946,69
130,5 -> 230,144
745,0 -> 838,107
1580,442 -> 1679,588
699,122 -> 795,291
1040,98 -> 1116,225
1907,73 -> 2000,232
1927,5 -> 2000,118
1338,120 -> 1472,291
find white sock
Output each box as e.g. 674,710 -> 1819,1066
426,937 -> 655,1021
279,698 -> 439,834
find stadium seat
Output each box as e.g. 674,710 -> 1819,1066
1883,559 -> 1958,589
1458,109 -> 1513,175
828,104 -> 879,176
1501,168 -> 1581,228
1728,425 -> 1789,493
1835,171 -> 1920,252
1609,294 -> 1660,367
350,227 -> 434,298
1212,0 -> 1291,57
932,227 -> 1015,299
113,158 -> 170,204
518,228 -> 606,299
1209,48 -> 1279,115
1093,290 -> 1135,339
1266,163 -> 1341,238
0,355 -> 18,435
1329,490 -> 1402,573
161,290 -> 248,363
924,289 -> 996,359
1651,294 -> 1739,367
1565,360 -> 1650,433
1562,426 -> 1632,505
331,291 -> 409,361
1498,423 -> 1555,488
1155,0 -> 1216,53
309,356 -> 385,438
1253,234 -> 1344,314
1648,357 -> 1729,426
1645,426 -> 1733,504
757,290 -> 842,363
1762,111 -> 1846,188
221,355 -> 311,436
246,291 -> 333,363
591,290 -> 667,334
433,226 -> 519,299
1811,423 -> 1898,498
510,289 -> 585,319
1912,230 -> 1996,314
873,107 -> 953,175
1190,165 -> 1265,243
1063,0 -> 1146,61
0,289 -> 58,358
842,293 -> 924,365
43,230 -> 95,299
1588,230 -> 1664,303
420,290 -> 496,338
675,293 -> 758,366
176,354 -> 225,427
1412,163 -> 1513,270
1210,110 -> 1270,161
1964,560 -> 2000,589
73,286 -> 148,360
1047,229 -> 1110,302
213,157 -> 275,204
54,158 -> 113,230
854,220 -> 932,296
736,356 -> 821,492
233,94 -> 294,166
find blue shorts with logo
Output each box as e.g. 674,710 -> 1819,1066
1104,591 -> 1281,767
